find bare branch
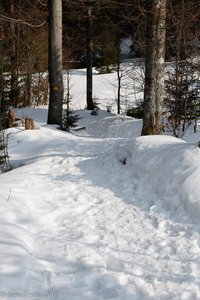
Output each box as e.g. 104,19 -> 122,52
36,0 -> 47,6
0,14 -> 46,28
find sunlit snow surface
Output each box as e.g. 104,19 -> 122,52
1,70 -> 200,299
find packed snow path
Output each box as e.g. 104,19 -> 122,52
1,117 -> 200,299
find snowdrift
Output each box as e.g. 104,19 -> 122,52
117,135 -> 200,220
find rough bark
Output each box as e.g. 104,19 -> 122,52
86,1 -> 94,110
141,0 -> 166,135
47,0 -> 63,125
8,0 -> 18,105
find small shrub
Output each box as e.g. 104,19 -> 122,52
0,129 -> 10,173
90,110 -> 98,116
62,109 -> 80,131
90,101 -> 100,116
95,65 -> 116,74
126,101 -> 143,119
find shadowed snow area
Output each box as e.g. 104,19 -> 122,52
1,107 -> 200,300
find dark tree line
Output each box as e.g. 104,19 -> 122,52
0,0 -> 199,134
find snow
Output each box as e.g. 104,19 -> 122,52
63,63 -> 144,114
1,69 -> 200,299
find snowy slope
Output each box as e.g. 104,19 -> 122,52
1,61 -> 200,299
1,105 -> 200,299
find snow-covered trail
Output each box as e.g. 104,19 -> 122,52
1,123 -> 200,299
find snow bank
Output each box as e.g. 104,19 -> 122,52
82,114 -> 142,138
117,135 -> 200,220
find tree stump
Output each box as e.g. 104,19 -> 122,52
25,118 -> 35,130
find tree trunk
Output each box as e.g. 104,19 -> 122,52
26,26 -> 32,107
9,0 -> 18,106
86,1 -> 94,110
117,35 -> 121,115
47,0 -> 63,125
141,0 -> 166,135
